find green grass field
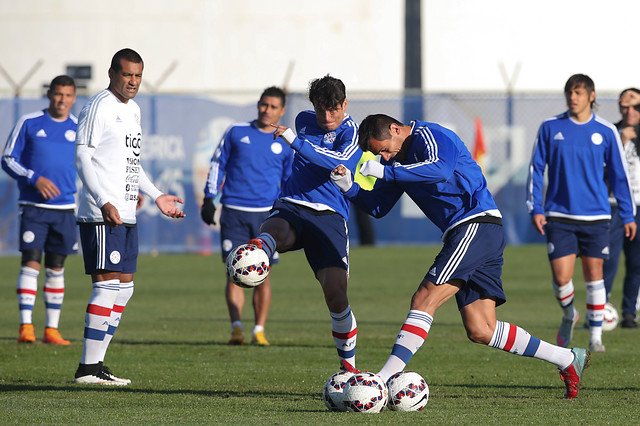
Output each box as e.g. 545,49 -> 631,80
1,245 -> 639,424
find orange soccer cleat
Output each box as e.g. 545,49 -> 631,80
43,327 -> 71,345
18,323 -> 36,343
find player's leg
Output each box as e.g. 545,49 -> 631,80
377,279 -> 459,382
42,252 -> 70,345
581,256 -> 606,351
41,208 -> 77,345
620,228 -> 640,327
577,221 -> 610,352
603,207 -> 623,300
17,250 -> 41,343
461,299 -> 589,399
226,278 -> 246,344
546,220 -> 580,347
251,276 -> 271,345
74,223 -> 127,385
250,200 -> 299,257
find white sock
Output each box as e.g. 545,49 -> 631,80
17,266 -> 39,324
44,268 -> 65,328
100,281 -> 134,362
81,280 -> 119,365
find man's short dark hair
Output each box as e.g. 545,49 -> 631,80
110,48 -> 144,72
48,75 -> 76,91
564,74 -> 595,95
358,114 -> 403,151
308,75 -> 346,110
260,86 -> 286,107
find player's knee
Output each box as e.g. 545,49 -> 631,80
21,249 -> 42,265
44,252 -> 67,269
464,324 -> 492,344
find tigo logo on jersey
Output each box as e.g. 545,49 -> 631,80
126,132 -> 142,157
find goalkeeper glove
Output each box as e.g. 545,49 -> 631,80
359,160 -> 385,179
330,166 -> 353,192
201,197 -> 217,225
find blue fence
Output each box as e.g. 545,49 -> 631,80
0,92 -> 622,255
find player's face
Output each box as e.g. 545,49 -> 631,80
366,135 -> 404,162
257,95 -> 285,129
619,92 -> 640,126
565,84 -> 594,120
108,59 -> 143,103
47,84 -> 76,119
314,100 -> 348,131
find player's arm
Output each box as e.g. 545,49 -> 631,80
201,129 -> 231,225
526,127 -> 548,220
606,130 -> 637,239
272,123 -> 362,173
76,143 -> 121,225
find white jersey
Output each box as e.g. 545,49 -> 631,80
76,89 -> 161,224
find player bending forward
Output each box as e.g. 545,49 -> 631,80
330,114 -> 590,399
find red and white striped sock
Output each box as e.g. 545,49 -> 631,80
81,280 -> 119,365
44,268 -> 65,328
553,280 -> 576,319
586,280 -> 605,343
16,266 -> 39,325
100,281 -> 134,361
331,306 -> 358,368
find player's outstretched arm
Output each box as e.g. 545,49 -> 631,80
155,194 -> 186,219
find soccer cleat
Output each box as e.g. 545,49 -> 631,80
246,238 -> 263,249
18,324 -> 36,343
556,308 -> 579,348
340,359 -> 361,374
74,363 -> 128,386
251,330 -> 270,346
100,363 -> 131,385
42,327 -> 71,345
228,325 -> 244,345
559,347 -> 591,399
621,314 -> 638,329
589,340 -> 606,353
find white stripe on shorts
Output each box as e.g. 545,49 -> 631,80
96,225 -> 106,270
437,223 -> 478,284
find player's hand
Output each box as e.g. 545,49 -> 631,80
621,126 -> 638,144
270,123 -> 296,145
156,194 -> 186,219
200,197 -> 217,225
359,160 -> 385,179
101,202 -> 123,226
330,164 -> 353,192
136,194 -> 144,210
34,176 -> 61,200
531,214 -> 547,235
624,221 -> 637,241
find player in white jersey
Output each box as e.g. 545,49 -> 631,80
2,75 -> 78,345
73,48 -> 185,386
528,74 -> 636,353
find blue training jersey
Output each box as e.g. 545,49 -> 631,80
527,111 -> 636,224
2,109 -> 77,208
204,120 -> 293,210
345,121 -> 500,239
280,110 -> 361,220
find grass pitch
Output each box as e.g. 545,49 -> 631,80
1,245 -> 639,424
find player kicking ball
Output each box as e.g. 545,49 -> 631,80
330,114 -> 590,399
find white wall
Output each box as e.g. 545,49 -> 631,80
0,0 -> 403,96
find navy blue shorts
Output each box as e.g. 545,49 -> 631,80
426,222 -> 507,309
270,200 -> 349,274
79,223 -> 138,275
19,205 -> 77,255
219,206 -> 279,265
545,219 -> 610,260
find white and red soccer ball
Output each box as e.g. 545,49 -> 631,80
341,372 -> 388,413
603,302 -> 619,332
323,371 -> 354,412
386,371 -> 430,411
225,243 -> 270,288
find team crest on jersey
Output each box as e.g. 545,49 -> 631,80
110,251 -> 121,264
591,133 -> 603,145
22,231 -> 35,244
271,142 -> 283,154
323,132 -> 336,144
65,130 -> 76,142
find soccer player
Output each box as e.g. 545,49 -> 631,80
603,88 -> 640,328
73,48 -> 185,385
330,113 -> 590,399
249,75 -> 362,369
2,75 -> 78,345
527,74 -> 636,352
201,86 -> 293,346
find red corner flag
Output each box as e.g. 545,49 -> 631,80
472,117 -> 486,171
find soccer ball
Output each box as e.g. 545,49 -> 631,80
226,244 -> 270,288
386,371 -> 430,411
342,372 -> 388,414
323,371 -> 354,412
603,302 -> 619,332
